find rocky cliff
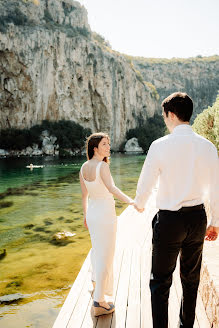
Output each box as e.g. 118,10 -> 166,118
0,0 -> 158,150
0,1 -> 218,152
132,56 -> 219,121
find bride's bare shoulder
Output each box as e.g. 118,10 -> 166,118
100,161 -> 110,173
80,161 -> 89,173
82,160 -> 89,167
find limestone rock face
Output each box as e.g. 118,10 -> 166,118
133,57 -> 219,121
0,0 -> 158,150
41,131 -> 57,155
124,137 -> 143,153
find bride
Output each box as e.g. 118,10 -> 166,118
79,132 -> 134,316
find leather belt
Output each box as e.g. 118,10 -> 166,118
159,204 -> 204,213
178,204 -> 204,212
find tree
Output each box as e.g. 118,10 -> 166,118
193,95 -> 219,151
126,114 -> 165,152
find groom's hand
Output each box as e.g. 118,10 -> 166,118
134,203 -> 144,213
205,225 -> 219,241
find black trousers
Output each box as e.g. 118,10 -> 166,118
150,206 -> 207,328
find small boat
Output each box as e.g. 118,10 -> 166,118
26,164 -> 44,169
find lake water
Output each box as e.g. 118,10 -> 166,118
0,154 -> 145,328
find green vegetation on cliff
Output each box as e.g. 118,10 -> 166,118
0,120 -> 91,153
193,95 -> 219,151
124,54 -> 219,65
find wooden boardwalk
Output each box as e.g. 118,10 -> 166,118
53,200 -> 211,328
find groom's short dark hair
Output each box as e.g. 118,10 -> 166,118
161,92 -> 193,122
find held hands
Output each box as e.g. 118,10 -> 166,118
128,200 -> 144,213
130,201 -> 144,213
134,203 -> 145,213
205,225 -> 219,241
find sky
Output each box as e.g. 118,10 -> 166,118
77,0 -> 219,59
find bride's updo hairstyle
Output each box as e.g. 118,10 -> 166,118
86,132 -> 110,164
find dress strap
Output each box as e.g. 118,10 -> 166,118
96,161 -> 103,178
80,163 -> 86,181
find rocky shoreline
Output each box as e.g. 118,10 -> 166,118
0,132 -> 143,158
0,129 -> 82,158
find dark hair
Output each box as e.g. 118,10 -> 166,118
86,132 -> 110,164
161,92 -> 193,122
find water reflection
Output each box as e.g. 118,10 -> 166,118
0,154 -> 145,327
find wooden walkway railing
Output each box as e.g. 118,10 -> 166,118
53,197 -> 211,328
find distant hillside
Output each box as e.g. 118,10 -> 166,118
128,55 -> 219,121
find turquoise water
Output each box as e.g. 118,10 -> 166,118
0,154 -> 145,328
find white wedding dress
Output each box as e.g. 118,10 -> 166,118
80,161 -> 117,302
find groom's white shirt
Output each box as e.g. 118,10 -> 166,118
135,124 -> 219,226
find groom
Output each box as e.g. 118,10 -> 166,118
134,92 -> 219,328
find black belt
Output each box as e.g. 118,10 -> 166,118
160,204 -> 204,213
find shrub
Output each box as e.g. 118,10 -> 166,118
65,26 -> 91,39
126,113 -> 165,152
144,81 -> 160,100
193,94 -> 219,151
0,120 -> 92,153
0,7 -> 29,31
0,128 -> 31,150
134,69 -> 144,84
39,120 -> 91,150
92,32 -> 111,48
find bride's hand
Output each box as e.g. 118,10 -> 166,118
84,218 -> 88,229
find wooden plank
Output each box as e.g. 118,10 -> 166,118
95,249 -> 124,328
53,194 -> 211,328
141,229 -> 153,328
126,246 -> 141,328
80,296 -> 97,328
82,248 -> 124,328
52,250 -> 92,328
67,266 -> 93,328
195,292 -> 211,328
110,249 -> 133,328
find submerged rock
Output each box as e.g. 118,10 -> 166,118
0,293 -> 24,304
50,231 -> 76,246
0,201 -> 14,208
43,219 -> 53,226
52,231 -> 76,240
0,249 -> 6,260
6,281 -> 22,288
24,224 -> 35,229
